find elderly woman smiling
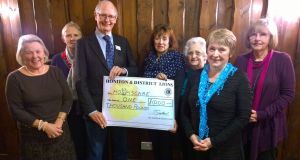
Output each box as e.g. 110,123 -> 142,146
178,37 -> 207,159
5,34 -> 75,160
184,37 -> 207,70
180,37 -> 207,96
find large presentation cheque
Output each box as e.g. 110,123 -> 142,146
102,76 -> 174,130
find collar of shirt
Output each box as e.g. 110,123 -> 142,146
95,28 -> 114,59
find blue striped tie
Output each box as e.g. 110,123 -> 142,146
103,35 -> 114,70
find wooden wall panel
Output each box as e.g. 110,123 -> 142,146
120,0 -> 138,60
249,0 -> 264,20
274,19 -> 298,59
153,0 -> 168,25
49,0 -> 68,55
1,0 -> 21,71
168,0 -> 185,50
68,0 -> 85,29
110,0 -> 122,34
137,0 -> 153,67
82,0 -> 98,35
184,0 -> 200,40
232,0 -> 252,60
0,0 -> 21,159
216,0 -> 234,29
285,25 -> 300,159
199,0 -> 218,39
18,0 -> 36,34
33,0 -> 54,54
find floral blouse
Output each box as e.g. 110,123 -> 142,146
143,50 -> 185,79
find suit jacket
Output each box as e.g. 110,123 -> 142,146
75,33 -> 138,115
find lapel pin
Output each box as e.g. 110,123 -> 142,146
115,45 -> 121,51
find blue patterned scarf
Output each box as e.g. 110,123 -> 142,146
197,63 -> 237,139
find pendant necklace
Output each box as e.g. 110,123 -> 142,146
251,65 -> 263,91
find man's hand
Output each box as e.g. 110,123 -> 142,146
109,66 -> 127,80
89,111 -> 107,129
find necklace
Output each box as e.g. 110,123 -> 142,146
253,51 -> 268,61
251,63 -> 263,90
25,65 -> 46,76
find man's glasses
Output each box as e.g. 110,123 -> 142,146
97,13 -> 117,21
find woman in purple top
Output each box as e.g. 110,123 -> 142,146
235,18 -> 296,160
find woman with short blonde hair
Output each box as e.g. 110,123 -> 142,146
181,28 -> 251,159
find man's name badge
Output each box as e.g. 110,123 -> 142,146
115,45 -> 121,51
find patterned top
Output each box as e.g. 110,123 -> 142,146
143,50 -> 185,79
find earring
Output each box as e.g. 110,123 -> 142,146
43,57 -> 47,63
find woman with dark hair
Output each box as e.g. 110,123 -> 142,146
143,24 -> 185,160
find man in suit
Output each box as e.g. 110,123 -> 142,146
75,1 -> 138,160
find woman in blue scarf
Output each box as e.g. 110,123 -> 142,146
181,28 -> 252,159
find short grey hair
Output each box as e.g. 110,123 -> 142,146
183,37 -> 207,56
16,34 -> 49,66
61,21 -> 82,36
94,0 -> 118,17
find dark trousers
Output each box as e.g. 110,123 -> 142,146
149,130 -> 174,160
257,148 -> 277,160
67,101 -> 87,160
245,142 -> 277,160
84,118 -> 128,160
67,114 -> 87,160
177,125 -> 194,160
